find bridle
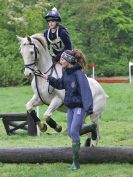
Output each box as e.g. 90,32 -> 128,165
23,37 -> 58,103
24,42 -> 39,72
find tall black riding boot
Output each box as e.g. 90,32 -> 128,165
70,141 -> 80,171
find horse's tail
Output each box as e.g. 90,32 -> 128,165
88,77 -> 109,98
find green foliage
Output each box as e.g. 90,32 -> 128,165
0,28 -> 24,86
49,0 -> 133,76
74,0 -> 133,74
0,58 -> 24,86
0,0 -> 49,86
0,0 -> 133,86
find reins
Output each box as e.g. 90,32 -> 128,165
24,37 -> 58,103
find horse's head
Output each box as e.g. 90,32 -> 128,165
17,35 -> 40,78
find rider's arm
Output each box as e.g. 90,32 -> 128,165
60,29 -> 72,50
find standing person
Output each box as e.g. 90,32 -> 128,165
42,49 -> 97,170
44,7 -> 72,63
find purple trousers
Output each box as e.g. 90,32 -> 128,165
67,107 -> 86,142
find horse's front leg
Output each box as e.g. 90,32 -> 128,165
44,96 -> 63,132
26,94 -> 47,132
26,94 -> 42,112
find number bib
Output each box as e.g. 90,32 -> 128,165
47,27 -> 65,57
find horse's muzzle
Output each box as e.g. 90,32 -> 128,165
24,72 -> 33,80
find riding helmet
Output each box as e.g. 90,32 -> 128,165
45,7 -> 61,22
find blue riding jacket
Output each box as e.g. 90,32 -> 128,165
44,25 -> 72,61
47,64 -> 93,115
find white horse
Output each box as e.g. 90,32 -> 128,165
17,33 -> 108,146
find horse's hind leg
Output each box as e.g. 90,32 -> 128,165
81,113 -> 101,146
44,96 -> 63,132
80,122 -> 97,147
90,112 -> 101,146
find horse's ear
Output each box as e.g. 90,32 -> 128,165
16,35 -> 23,43
27,36 -> 32,43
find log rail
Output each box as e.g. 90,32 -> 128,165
0,146 -> 132,163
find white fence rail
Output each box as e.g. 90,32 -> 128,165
129,62 -> 133,84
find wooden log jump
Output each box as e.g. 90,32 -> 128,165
0,146 -> 132,163
0,112 -> 37,136
95,78 -> 129,83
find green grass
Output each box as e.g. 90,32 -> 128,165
0,83 -> 133,177
0,163 -> 132,177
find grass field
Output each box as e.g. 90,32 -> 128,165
0,82 -> 133,177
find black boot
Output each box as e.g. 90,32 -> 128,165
70,141 -> 80,171
46,117 -> 62,132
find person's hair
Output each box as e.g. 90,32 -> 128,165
65,49 -> 88,73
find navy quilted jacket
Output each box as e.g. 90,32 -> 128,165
47,64 -> 93,114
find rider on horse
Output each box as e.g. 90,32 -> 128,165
44,7 -> 72,63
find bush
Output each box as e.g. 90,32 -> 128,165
0,57 -> 24,86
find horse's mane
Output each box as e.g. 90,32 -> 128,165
31,33 -> 47,49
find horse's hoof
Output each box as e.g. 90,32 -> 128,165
54,125 -> 62,132
38,122 -> 47,132
91,140 -> 97,147
41,123 -> 47,132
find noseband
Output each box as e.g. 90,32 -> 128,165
24,42 -> 39,72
